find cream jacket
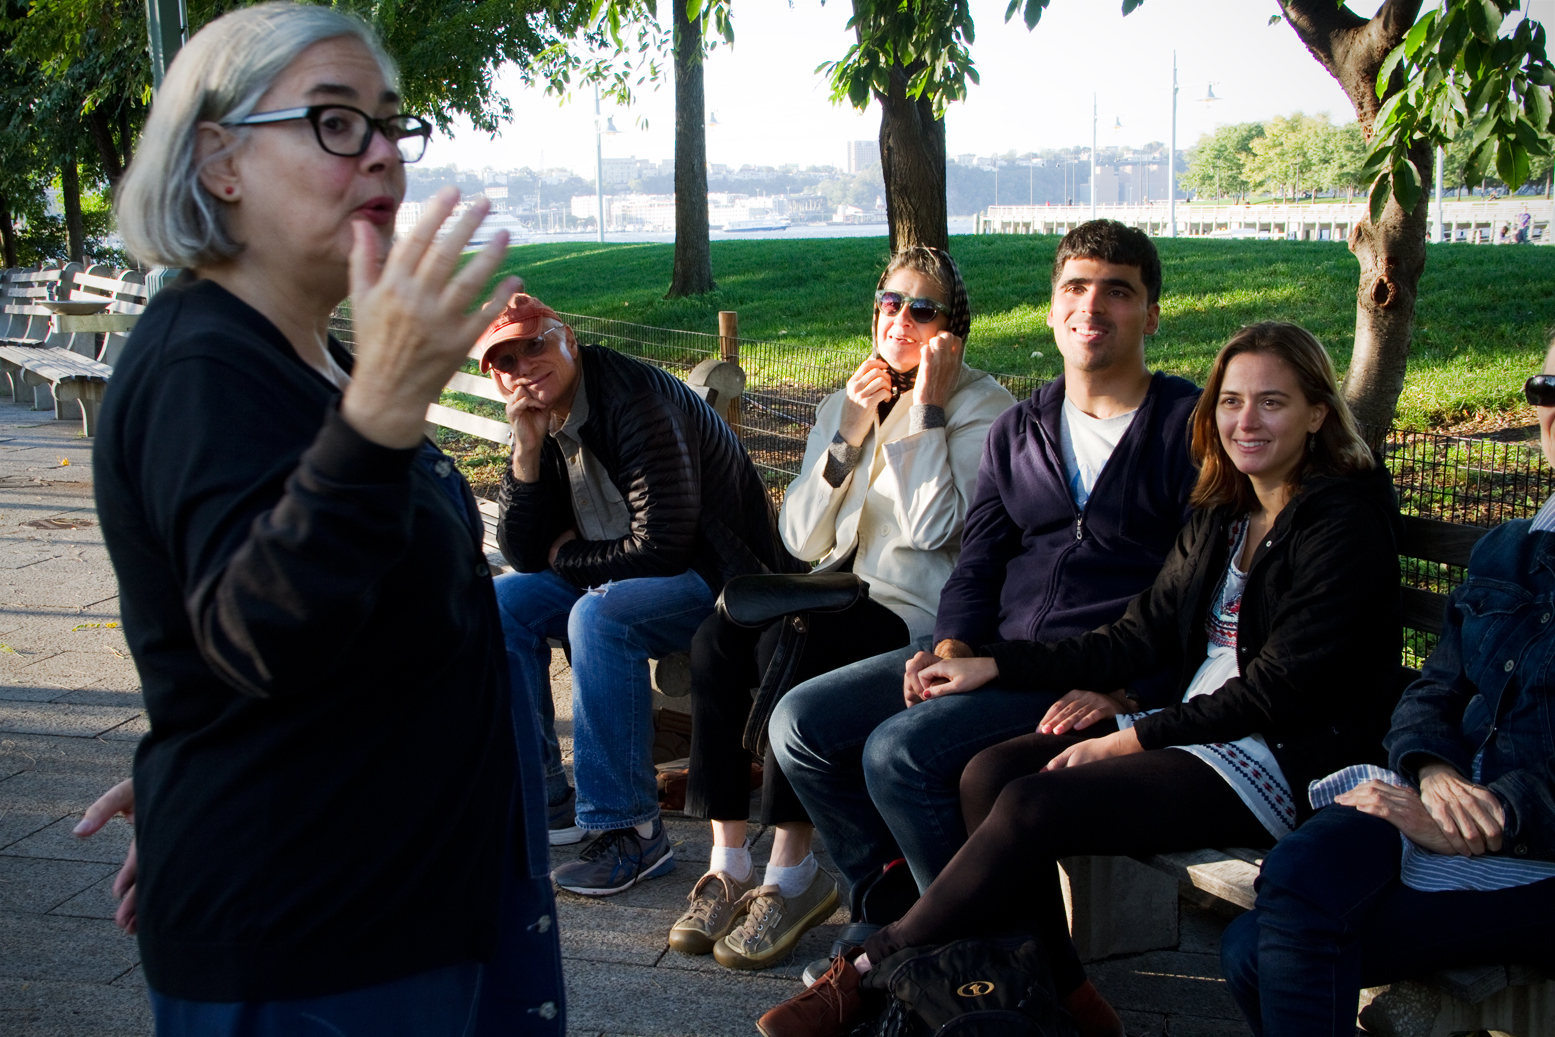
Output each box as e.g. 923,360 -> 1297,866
778,364 -> 1016,639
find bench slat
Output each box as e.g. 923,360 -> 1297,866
1402,586 -> 1448,636
0,345 -> 112,381
1136,849 -> 1262,910
445,370 -> 506,403
1400,515 -> 1487,568
425,402 -> 509,445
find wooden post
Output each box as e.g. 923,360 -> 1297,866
718,310 -> 740,429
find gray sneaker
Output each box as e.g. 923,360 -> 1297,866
551,819 -> 675,896
668,869 -> 756,955
713,869 -> 840,970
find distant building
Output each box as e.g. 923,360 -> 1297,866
846,140 -> 877,174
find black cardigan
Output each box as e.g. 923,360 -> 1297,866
985,466 -> 1405,820
94,278 -> 514,1001
497,343 -> 799,590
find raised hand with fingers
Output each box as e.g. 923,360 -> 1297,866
341,185 -> 520,449
74,779 -> 138,934
913,331 -> 964,410
837,355 -> 894,447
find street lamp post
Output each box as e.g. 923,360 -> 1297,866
594,85 -> 606,244
1169,51 -> 1178,237
1091,93 -> 1098,219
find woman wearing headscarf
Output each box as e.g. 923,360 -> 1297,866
667,247 -> 1015,971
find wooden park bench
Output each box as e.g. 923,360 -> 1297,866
0,263 -> 144,436
1057,514 -> 1552,1037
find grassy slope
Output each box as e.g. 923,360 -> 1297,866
494,235 -> 1555,429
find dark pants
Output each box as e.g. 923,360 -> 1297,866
863,732 -> 1271,996
684,597 -> 909,825
1221,804 -> 1555,1037
770,643 -> 1067,899
149,964 -> 484,1037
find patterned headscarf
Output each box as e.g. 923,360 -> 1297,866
872,245 -> 973,353
871,246 -> 971,416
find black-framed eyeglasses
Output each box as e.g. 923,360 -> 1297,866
1525,374 -> 1555,407
489,328 -> 564,372
876,290 -> 949,324
226,104 -> 431,163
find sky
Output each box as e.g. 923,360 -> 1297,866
420,0 -> 1408,177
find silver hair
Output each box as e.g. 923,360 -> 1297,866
115,2 -> 398,269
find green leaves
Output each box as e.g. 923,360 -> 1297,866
1355,0 -> 1553,224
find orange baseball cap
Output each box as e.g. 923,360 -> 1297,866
476,293 -> 564,373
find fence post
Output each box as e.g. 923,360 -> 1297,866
718,310 -> 740,430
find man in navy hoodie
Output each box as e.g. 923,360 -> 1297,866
770,220 -> 1201,931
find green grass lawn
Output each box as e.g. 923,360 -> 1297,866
494,235 -> 1555,430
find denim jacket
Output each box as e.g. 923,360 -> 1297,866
1386,521 -> 1555,860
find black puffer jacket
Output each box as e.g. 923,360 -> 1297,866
498,344 -> 798,590
986,465 -> 1405,821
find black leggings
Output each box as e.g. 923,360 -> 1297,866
683,596 -> 910,826
863,730 -> 1273,995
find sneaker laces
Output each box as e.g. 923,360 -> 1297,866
680,872 -> 739,927
578,827 -> 640,863
729,884 -> 784,939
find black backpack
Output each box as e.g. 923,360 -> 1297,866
848,936 -> 1079,1037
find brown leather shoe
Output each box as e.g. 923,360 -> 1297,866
755,955 -> 863,1037
1061,979 -> 1124,1037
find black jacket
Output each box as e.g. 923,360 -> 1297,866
986,466 -> 1404,820
498,343 -> 797,589
94,278 -> 514,1001
934,372 -> 1201,706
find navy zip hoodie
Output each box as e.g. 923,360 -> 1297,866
933,371 -> 1200,707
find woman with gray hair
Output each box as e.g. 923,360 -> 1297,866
90,3 -> 550,1033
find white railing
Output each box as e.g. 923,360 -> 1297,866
978,198 -> 1555,242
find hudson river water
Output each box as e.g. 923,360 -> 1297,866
516,216 -> 975,246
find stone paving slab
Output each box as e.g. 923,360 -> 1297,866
0,398 -> 1256,1036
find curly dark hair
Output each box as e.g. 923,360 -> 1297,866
1050,220 -> 1162,303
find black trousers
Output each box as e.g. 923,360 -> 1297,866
864,730 -> 1272,995
683,596 -> 910,826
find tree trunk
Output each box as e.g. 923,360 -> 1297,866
1345,137 -> 1431,438
0,193 -> 16,268
875,62 -> 948,253
62,156 -> 84,263
666,0 -> 714,298
85,105 -> 126,187
1280,0 -> 1425,445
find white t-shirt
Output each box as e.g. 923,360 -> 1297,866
1059,396 -> 1137,508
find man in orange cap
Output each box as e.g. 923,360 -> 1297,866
482,291 -> 796,898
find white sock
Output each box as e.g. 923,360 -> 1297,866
708,842 -> 753,882
634,819 -> 655,839
763,853 -> 818,899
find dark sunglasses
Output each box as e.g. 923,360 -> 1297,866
489,328 -> 563,373
876,290 -> 949,324
227,104 -> 431,162
1526,374 -> 1555,407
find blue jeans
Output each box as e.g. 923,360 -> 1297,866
493,567 -> 715,831
1221,804 -> 1555,1037
149,963 -> 483,1037
769,637 -> 1060,898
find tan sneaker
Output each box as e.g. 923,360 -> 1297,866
713,870 -> 840,970
667,870 -> 756,955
